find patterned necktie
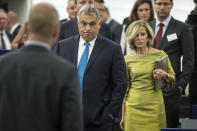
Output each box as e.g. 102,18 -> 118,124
154,23 -> 164,49
78,42 -> 90,93
0,33 -> 6,49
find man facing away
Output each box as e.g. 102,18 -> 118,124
6,11 -> 21,40
150,0 -> 194,128
55,5 -> 127,131
0,3 -> 83,131
101,6 -> 122,44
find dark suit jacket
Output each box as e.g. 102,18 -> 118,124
58,18 -> 112,41
60,18 -> 68,24
150,17 -> 194,96
0,45 -> 83,131
11,24 -> 21,41
55,35 -> 127,130
108,19 -> 122,44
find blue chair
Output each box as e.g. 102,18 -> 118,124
0,49 -> 14,55
161,128 -> 197,131
192,104 -> 197,119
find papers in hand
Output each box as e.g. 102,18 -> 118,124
154,55 -> 168,90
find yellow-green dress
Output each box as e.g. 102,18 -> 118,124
123,50 -> 175,131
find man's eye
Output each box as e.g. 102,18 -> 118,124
89,22 -> 96,26
81,22 -> 87,26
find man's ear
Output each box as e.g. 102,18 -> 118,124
53,26 -> 59,38
98,20 -> 102,28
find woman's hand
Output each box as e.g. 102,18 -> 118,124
120,117 -> 124,130
153,69 -> 168,80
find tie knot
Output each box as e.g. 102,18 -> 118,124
84,42 -> 90,47
159,23 -> 164,27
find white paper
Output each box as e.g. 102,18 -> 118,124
167,33 -> 178,42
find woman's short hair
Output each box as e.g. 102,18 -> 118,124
129,0 -> 154,23
126,20 -> 154,50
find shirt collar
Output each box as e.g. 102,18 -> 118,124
26,40 -> 51,50
156,15 -> 171,27
105,18 -> 112,24
0,30 -> 6,35
79,36 -> 97,47
10,23 -> 20,34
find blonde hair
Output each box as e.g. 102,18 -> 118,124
126,20 -> 154,50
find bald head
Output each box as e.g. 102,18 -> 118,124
6,11 -> 19,30
7,11 -> 18,23
28,3 -> 59,38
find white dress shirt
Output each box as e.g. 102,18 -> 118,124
10,23 -> 20,35
155,16 -> 172,37
0,30 -> 11,49
77,37 -> 97,67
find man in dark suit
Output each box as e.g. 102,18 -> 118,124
102,6 -> 122,44
6,11 -> 21,40
58,0 -> 112,41
150,0 -> 194,128
0,9 -> 12,49
55,5 -> 127,131
60,0 -> 77,23
0,3 -> 83,131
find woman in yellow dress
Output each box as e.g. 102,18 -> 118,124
120,20 -> 175,131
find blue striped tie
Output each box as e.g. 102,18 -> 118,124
78,42 -> 90,93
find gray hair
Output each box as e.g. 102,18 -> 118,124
77,5 -> 101,21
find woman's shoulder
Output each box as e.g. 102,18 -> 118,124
148,48 -> 167,56
124,52 -> 136,61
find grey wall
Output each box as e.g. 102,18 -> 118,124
8,0 -> 32,24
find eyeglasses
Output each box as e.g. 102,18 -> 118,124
155,2 -> 171,6
0,17 -> 7,21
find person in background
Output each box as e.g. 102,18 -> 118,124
60,0 -> 77,23
55,5 -> 127,131
150,0 -> 194,127
6,11 -> 21,40
11,23 -> 27,49
58,0 -> 112,41
120,0 -> 154,55
0,2 -> 83,131
186,0 -> 197,117
0,9 -> 12,49
102,6 -> 122,44
120,20 -> 175,131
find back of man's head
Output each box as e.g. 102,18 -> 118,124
7,11 -> 18,24
27,3 -> 59,38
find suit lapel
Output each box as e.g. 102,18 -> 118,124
72,35 -> 80,67
159,17 -> 175,50
85,35 -> 105,73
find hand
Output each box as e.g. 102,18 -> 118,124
153,69 -> 168,80
108,113 -> 114,120
120,118 -> 124,130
